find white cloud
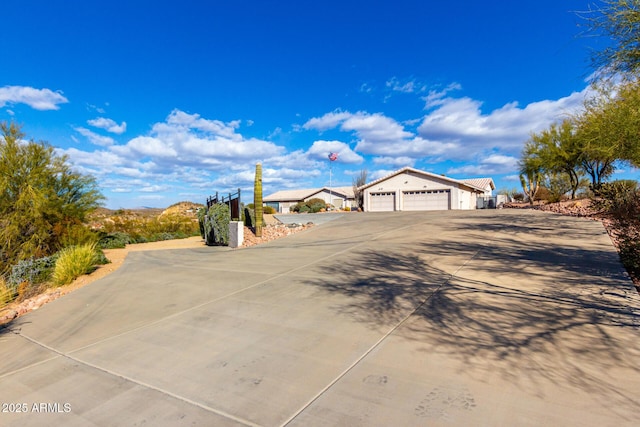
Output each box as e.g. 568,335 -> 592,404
74,127 -> 115,147
88,117 -> 127,134
307,140 -> 364,164
368,169 -> 396,181
109,109 -> 284,170
63,109 -> 295,202
140,184 -> 169,192
447,154 -> 519,176
373,156 -> 416,167
303,110 -> 354,131
0,85 -> 68,110
385,77 -> 426,94
417,89 -> 589,161
304,111 -> 413,151
423,82 -> 462,108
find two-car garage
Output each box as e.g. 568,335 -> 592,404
369,189 -> 450,212
360,167 -> 492,212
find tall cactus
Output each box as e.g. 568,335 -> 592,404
254,163 -> 263,237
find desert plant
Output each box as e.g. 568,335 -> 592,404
57,222 -> 100,248
263,205 -> 276,214
203,203 -> 230,246
0,122 -> 104,275
97,232 -> 132,249
7,255 -> 58,293
591,180 -> 639,219
197,207 -> 207,238
0,276 -> 12,307
254,163 -> 264,237
51,243 -> 100,286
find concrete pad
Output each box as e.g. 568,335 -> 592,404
1,210 -> 638,426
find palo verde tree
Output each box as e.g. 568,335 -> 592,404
531,119 -> 584,199
582,0 -> 640,80
518,137 -> 545,205
573,83 -> 630,189
0,122 -> 104,274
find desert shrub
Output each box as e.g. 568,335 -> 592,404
533,186 -> 552,202
202,203 -> 230,246
57,223 -> 100,248
97,232 -> 132,249
591,180 -> 639,218
52,244 -> 100,286
291,198 -> 328,213
99,212 -> 199,248
306,198 -> 326,212
512,192 -> 525,202
263,206 -> 276,214
0,276 -> 12,307
7,255 -> 58,293
592,180 -> 640,282
197,207 -> 207,238
343,206 -> 351,212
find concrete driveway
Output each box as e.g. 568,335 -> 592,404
1,210 -> 639,426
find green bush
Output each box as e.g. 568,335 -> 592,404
52,244 -> 100,286
202,203 -> 230,246
8,255 -> 58,294
97,232 -> 132,249
263,206 -> 276,214
0,277 -> 12,307
197,207 -> 207,238
0,122 -> 104,275
592,180 -> 640,283
291,198 -> 328,213
592,180 -> 639,218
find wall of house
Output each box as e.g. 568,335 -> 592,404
364,171 -> 463,211
305,189 -> 346,209
456,188 -> 479,210
279,201 -> 296,213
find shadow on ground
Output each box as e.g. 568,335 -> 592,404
304,214 -> 640,415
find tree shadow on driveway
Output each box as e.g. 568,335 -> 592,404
303,229 -> 640,415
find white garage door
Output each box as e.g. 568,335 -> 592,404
403,190 -> 450,211
369,192 -> 395,212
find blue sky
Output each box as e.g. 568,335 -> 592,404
0,0 -> 619,208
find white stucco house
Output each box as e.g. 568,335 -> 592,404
264,186 -> 355,213
358,167 -> 495,212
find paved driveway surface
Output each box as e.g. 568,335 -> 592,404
1,210 -> 639,426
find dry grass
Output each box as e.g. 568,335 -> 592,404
52,243 -> 100,286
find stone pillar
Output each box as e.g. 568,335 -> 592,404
229,221 -> 244,248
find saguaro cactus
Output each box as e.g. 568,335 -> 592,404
254,163 -> 263,237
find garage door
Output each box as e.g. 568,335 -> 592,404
369,192 -> 395,212
403,190 -> 450,211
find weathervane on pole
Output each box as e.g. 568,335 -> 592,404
328,152 -> 338,210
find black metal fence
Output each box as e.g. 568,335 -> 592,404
207,188 -> 241,220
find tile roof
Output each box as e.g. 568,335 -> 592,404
461,178 -> 495,190
358,166 -> 490,192
264,186 -> 354,202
